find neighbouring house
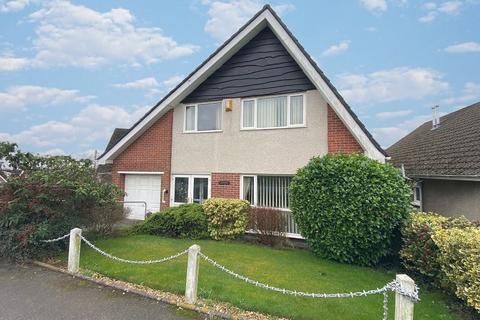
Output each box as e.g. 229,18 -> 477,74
97,5 -> 386,237
387,102 -> 480,221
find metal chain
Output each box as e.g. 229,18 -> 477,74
199,252 -> 417,299
40,233 -> 70,243
80,235 -> 188,264
383,291 -> 389,320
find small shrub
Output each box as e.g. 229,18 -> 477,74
400,212 -> 471,281
203,198 -> 250,240
433,227 -> 480,311
248,207 -> 286,246
290,154 -> 412,266
134,204 -> 208,239
84,203 -> 126,236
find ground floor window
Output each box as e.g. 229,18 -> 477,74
171,175 -> 210,205
412,181 -> 422,209
241,175 -> 292,209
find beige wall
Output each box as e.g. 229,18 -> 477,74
171,90 -> 328,175
422,179 -> 480,220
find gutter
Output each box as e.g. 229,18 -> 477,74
409,174 -> 480,182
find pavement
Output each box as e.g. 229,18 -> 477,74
0,261 -> 202,320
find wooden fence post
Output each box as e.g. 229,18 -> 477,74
185,244 -> 200,304
68,228 -> 82,273
395,274 -> 415,320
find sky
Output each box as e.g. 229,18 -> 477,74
1,0 -> 479,159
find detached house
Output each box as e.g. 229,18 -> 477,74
388,102 -> 480,221
97,5 -> 385,237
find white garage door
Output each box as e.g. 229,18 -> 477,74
124,174 -> 161,220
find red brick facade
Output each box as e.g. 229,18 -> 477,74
211,173 -> 240,198
327,105 -> 363,154
112,110 -> 173,210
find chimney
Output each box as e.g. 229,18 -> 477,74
431,105 -> 440,129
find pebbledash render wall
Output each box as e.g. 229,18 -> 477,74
111,110 -> 173,210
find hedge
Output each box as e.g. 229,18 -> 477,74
133,203 -> 208,239
433,227 -> 480,311
290,154 -> 411,266
203,198 -> 250,240
400,212 -> 471,281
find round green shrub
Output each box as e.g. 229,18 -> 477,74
290,154 -> 411,266
203,198 -> 250,240
133,203 -> 208,239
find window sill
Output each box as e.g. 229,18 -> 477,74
240,125 -> 306,131
183,130 -> 223,134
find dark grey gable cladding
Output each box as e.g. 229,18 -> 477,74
183,27 -> 315,103
98,5 -> 385,159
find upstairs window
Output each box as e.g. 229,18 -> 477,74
185,102 -> 222,132
241,94 -> 305,129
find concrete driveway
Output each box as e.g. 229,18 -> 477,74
0,261 -> 202,320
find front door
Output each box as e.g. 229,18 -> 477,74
171,175 -> 210,206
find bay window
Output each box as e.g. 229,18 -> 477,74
185,102 -> 222,132
241,94 -> 305,129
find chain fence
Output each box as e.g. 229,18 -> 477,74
40,232 -> 419,320
199,252 -> 419,320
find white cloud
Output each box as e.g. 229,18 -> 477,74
444,41 -> 480,53
419,0 -> 463,23
0,0 -> 30,12
441,82 -> 480,106
0,85 -> 94,112
373,113 -> 444,147
321,40 -> 351,57
0,55 -> 30,71
0,103 -> 149,150
113,77 -> 160,89
202,0 -> 294,41
337,67 -> 449,105
376,109 -> 413,119
161,74 -> 184,91
41,148 -> 66,156
2,0 -> 198,70
360,0 -> 387,13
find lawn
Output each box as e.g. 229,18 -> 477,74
62,235 -> 461,320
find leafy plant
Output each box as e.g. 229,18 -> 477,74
433,227 -> 480,311
248,207 -> 286,247
133,203 -> 208,239
400,212 -> 471,281
290,154 -> 411,266
203,198 -> 250,240
0,142 -> 123,260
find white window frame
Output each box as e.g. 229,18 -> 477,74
240,174 -> 292,212
240,93 -> 307,130
412,182 -> 422,209
171,174 -> 211,206
184,101 -> 223,133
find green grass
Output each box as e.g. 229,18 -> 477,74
62,235 -> 462,320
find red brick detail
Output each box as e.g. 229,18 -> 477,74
211,173 -> 240,199
112,110 -> 173,210
327,105 -> 363,154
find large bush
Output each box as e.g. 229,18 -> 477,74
0,142 -> 123,260
400,212 -> 471,281
290,154 -> 411,266
203,198 -> 250,240
433,227 -> 480,311
133,203 -> 208,239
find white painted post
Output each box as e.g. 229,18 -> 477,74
185,244 -> 200,304
395,274 -> 415,320
67,228 -> 82,273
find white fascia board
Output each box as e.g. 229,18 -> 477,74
97,13 -> 269,165
265,14 -> 385,162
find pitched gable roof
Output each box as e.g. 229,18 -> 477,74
387,102 -> 480,178
98,5 -> 385,163
104,128 -> 129,155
